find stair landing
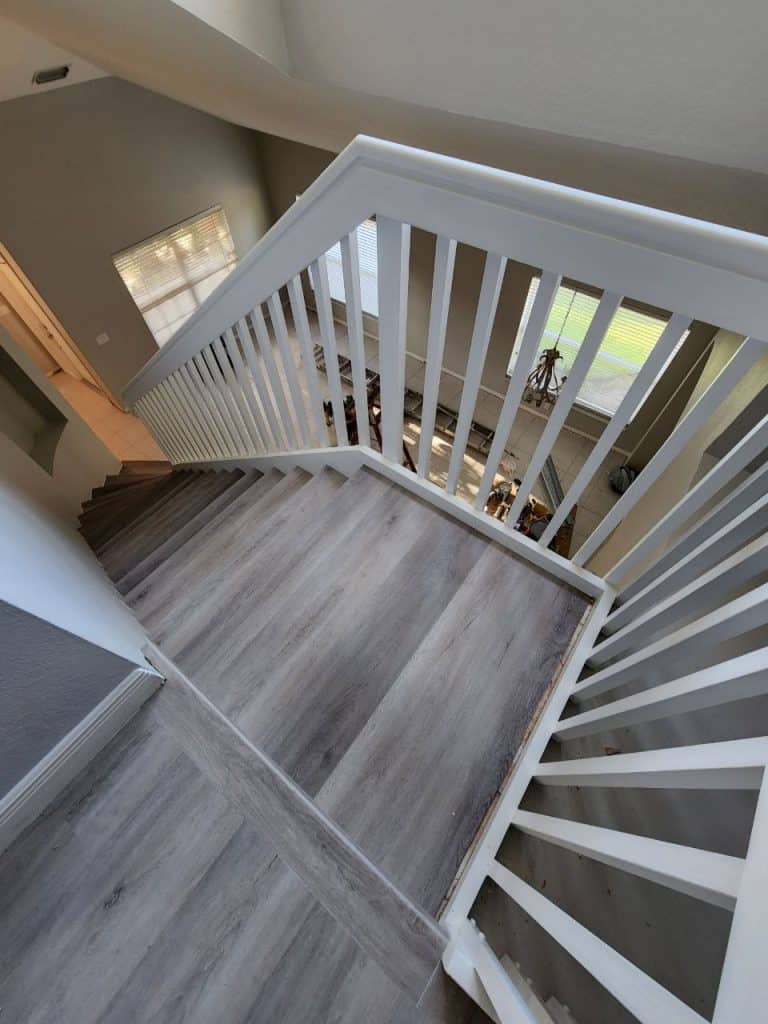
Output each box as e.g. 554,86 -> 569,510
0,465 -> 588,1023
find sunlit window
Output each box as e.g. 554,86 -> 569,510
310,218 -> 379,316
508,277 -> 688,416
113,207 -> 237,346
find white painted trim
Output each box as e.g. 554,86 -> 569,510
510,809 -> 743,909
177,446 -> 607,598
0,668 -> 161,856
124,135 -> 768,402
489,862 -> 707,1024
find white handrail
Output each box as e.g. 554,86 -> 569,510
120,134 -> 768,1022
124,134 -> 768,405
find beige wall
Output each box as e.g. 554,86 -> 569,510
0,324 -> 149,666
259,133 -> 715,457
589,330 -> 768,578
0,77 -> 274,398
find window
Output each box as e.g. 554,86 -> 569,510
113,207 -> 237,346
311,218 -> 379,316
508,277 -> 688,416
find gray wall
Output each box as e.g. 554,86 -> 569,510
0,77 -> 274,397
259,133 -> 715,459
0,601 -> 135,797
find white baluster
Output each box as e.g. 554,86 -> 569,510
135,395 -> 175,460
418,235 -> 456,479
214,333 -> 264,453
170,368 -> 217,460
239,316 -> 285,449
267,291 -> 313,447
506,292 -> 622,530
446,252 -> 506,495
573,337 -> 765,567
607,407 -> 768,586
146,387 -> 185,462
194,352 -> 242,455
474,271 -> 561,510
181,359 -> 234,458
201,343 -> 251,453
226,325 -> 273,451
250,305 -> 299,448
539,313 -> 691,549
340,231 -> 371,447
376,217 -> 410,462
164,372 -> 212,461
287,274 -> 329,447
311,254 -> 349,446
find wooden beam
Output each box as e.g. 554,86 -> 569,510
145,643 -> 446,1002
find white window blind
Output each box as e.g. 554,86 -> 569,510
113,206 -> 237,346
313,218 -> 379,316
509,277 -> 688,416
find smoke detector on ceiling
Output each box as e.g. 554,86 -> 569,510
31,65 -> 70,86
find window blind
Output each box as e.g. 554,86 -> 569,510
113,207 -> 237,346
509,276 -> 686,416
316,218 -> 379,316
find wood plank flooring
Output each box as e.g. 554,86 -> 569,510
0,462 -> 588,1023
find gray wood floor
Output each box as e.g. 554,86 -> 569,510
1,465 -> 588,1023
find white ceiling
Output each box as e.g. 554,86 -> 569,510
0,15 -> 105,103
281,0 -> 768,174
1,0 -> 768,186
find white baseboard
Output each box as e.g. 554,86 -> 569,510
0,667 -> 162,856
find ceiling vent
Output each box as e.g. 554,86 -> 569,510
32,65 -> 70,86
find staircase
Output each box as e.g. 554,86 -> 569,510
48,458 -> 586,1022
5,136 -> 768,1023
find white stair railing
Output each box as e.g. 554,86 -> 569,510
122,135 -> 768,1022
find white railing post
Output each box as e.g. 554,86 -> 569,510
446,252 -> 506,495
418,235 -> 456,479
376,216 -> 411,462
311,254 -> 349,446
340,230 -> 372,447
474,272 -> 561,510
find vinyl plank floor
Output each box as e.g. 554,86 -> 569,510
2,466 -> 590,1023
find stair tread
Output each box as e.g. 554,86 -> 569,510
93,473 -> 201,555
114,471 -> 262,593
136,467 -> 383,655
119,460 -> 173,475
129,467 -> 323,640
123,467 -> 295,610
79,476 -> 187,547
101,472 -> 243,577
80,471 -> 192,536
81,477 -> 168,512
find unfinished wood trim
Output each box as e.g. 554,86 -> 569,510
146,643 -> 447,1002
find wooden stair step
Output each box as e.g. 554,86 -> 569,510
100,472 -> 243,580
78,474 -> 192,547
159,469 -> 396,672
115,471 -> 262,594
123,468 -> 298,612
314,543 -> 588,915
119,460 -> 173,475
92,473 -> 201,555
129,468 -> 321,642
81,477 -> 168,512
190,472 -> 492,799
